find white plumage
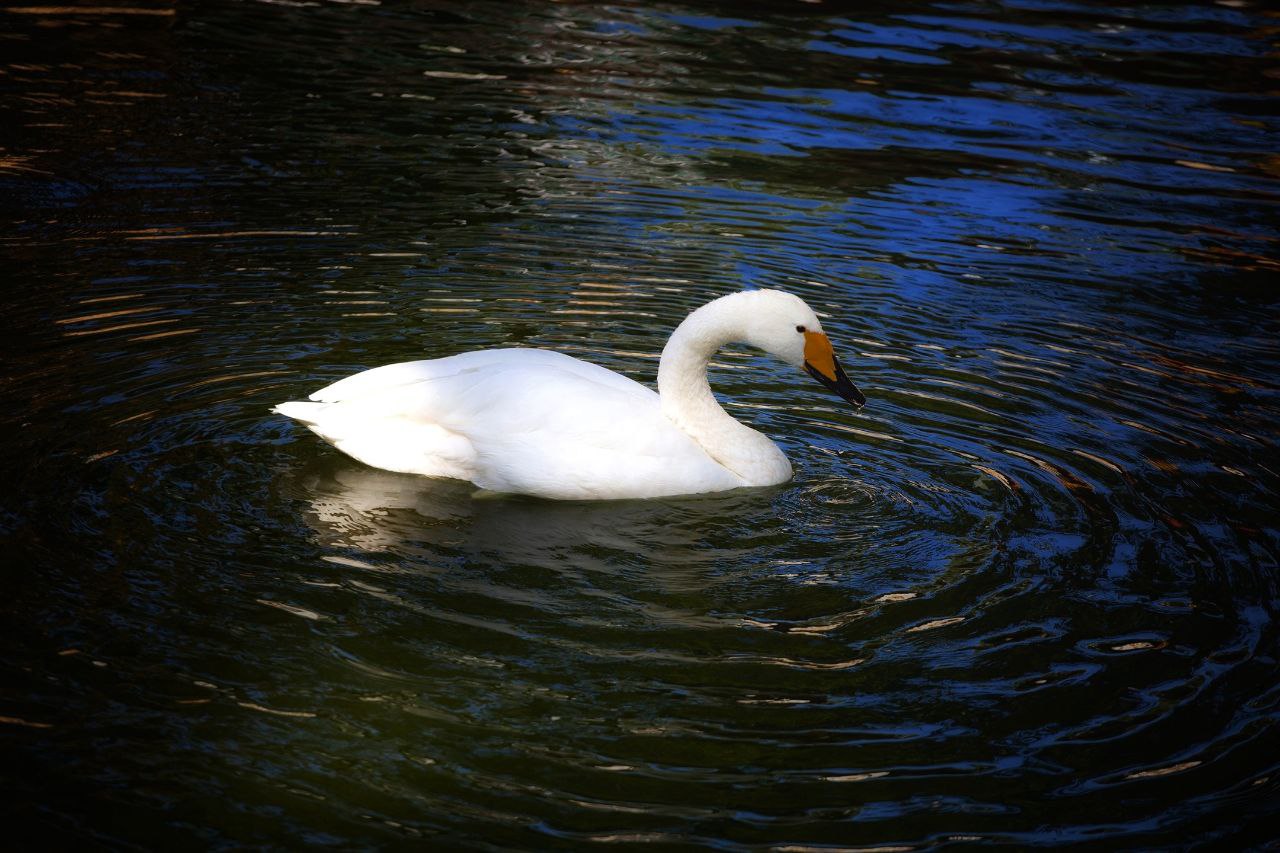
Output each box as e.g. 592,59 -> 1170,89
274,290 -> 865,500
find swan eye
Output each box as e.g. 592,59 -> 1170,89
795,325 -> 807,333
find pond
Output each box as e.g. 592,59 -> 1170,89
2,0 -> 1278,847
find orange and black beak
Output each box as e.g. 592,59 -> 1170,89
803,331 -> 866,408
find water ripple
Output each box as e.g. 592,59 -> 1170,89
1,0 -> 1278,848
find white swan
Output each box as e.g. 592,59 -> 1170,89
273,289 -> 865,500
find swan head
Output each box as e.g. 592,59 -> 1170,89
736,290 -> 867,409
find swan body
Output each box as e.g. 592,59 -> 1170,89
274,290 -> 865,500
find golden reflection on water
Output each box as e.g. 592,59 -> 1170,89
61,317 -> 179,336
56,305 -> 156,325
123,229 -> 333,241
5,6 -> 177,16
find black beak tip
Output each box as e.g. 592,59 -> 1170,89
805,362 -> 866,410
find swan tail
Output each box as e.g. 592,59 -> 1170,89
273,400 -> 325,425
273,400 -> 476,480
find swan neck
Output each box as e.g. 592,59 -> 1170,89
655,297 -> 790,486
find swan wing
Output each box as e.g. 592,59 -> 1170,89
300,353 -> 736,499
423,362 -> 740,499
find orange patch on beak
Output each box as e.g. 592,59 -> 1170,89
803,331 -> 838,381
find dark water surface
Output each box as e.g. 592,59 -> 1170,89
3,0 -> 1279,847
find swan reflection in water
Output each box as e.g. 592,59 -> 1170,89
288,456 -> 786,596
286,456 -> 993,636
